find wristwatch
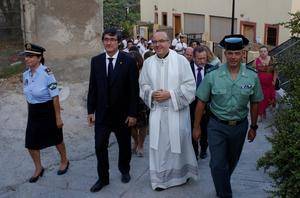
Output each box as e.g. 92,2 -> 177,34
250,124 -> 258,131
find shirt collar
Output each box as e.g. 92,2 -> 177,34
106,50 -> 119,60
156,50 -> 170,59
219,64 -> 227,77
194,63 -> 205,70
240,63 -> 247,77
221,63 -> 247,78
29,64 -> 43,75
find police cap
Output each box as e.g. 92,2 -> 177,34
24,43 -> 46,55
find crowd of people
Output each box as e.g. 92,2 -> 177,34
21,27 -> 279,198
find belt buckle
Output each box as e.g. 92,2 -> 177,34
228,120 -> 237,126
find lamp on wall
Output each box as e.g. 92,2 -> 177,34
154,5 -> 158,11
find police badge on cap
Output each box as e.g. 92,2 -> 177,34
24,43 -> 46,55
219,34 -> 249,51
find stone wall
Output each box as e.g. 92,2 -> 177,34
22,0 -> 103,59
21,0 -> 103,82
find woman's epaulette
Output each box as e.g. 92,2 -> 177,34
45,67 -> 53,75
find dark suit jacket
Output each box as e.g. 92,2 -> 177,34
87,51 -> 139,127
190,62 -> 213,123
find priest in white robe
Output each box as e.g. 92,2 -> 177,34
139,31 -> 198,190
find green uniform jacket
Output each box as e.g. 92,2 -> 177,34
196,63 -> 264,121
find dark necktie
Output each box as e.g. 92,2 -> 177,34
196,67 -> 203,88
107,58 -> 114,83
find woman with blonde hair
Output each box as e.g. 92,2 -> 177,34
202,45 -> 221,67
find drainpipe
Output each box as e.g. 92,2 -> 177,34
231,0 -> 235,34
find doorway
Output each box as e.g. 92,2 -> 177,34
173,14 -> 181,36
240,21 -> 256,43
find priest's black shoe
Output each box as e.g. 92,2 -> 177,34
121,173 -> 131,183
90,180 -> 109,192
200,151 -> 207,159
29,168 -> 44,183
57,161 -> 70,175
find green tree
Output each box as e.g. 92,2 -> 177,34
103,0 -> 140,36
281,11 -> 300,37
257,12 -> 300,198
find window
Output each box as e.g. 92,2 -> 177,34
154,12 -> 158,24
264,24 -> 279,46
162,12 -> 167,26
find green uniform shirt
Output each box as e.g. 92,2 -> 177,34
196,63 -> 263,121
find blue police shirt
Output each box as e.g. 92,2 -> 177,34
23,64 -> 59,104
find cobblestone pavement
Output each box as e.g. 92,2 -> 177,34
0,81 -> 273,198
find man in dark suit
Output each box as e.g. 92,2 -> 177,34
190,46 -> 214,160
87,28 -> 139,192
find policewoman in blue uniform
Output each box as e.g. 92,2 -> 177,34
193,35 -> 263,198
23,43 -> 69,183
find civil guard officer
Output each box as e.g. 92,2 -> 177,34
192,35 -> 263,198
23,43 -> 69,183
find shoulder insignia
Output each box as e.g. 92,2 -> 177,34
246,65 -> 257,73
48,82 -> 57,90
206,65 -> 219,74
45,67 -> 53,75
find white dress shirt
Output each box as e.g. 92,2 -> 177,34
105,50 -> 119,75
194,63 -> 205,82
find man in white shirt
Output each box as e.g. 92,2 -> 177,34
171,33 -> 181,49
175,35 -> 187,55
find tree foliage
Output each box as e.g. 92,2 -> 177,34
257,12 -> 300,198
103,0 -> 140,37
281,12 -> 300,37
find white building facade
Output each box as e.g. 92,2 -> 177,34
141,0 -> 300,46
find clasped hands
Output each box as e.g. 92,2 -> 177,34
152,89 -> 171,102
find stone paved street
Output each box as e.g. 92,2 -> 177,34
0,82 -> 273,198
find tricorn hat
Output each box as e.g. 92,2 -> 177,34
219,34 -> 249,50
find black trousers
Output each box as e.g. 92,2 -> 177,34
192,114 -> 209,158
94,124 -> 131,183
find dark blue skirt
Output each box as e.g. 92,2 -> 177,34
25,100 -> 63,150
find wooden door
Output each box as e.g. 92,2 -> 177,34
173,14 -> 181,35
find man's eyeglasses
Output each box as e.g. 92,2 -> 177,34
103,38 -> 118,43
152,39 -> 169,45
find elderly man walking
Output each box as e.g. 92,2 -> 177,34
139,31 -> 198,191
193,34 -> 263,198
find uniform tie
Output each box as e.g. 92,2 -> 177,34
196,67 -> 203,88
107,58 -> 114,83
